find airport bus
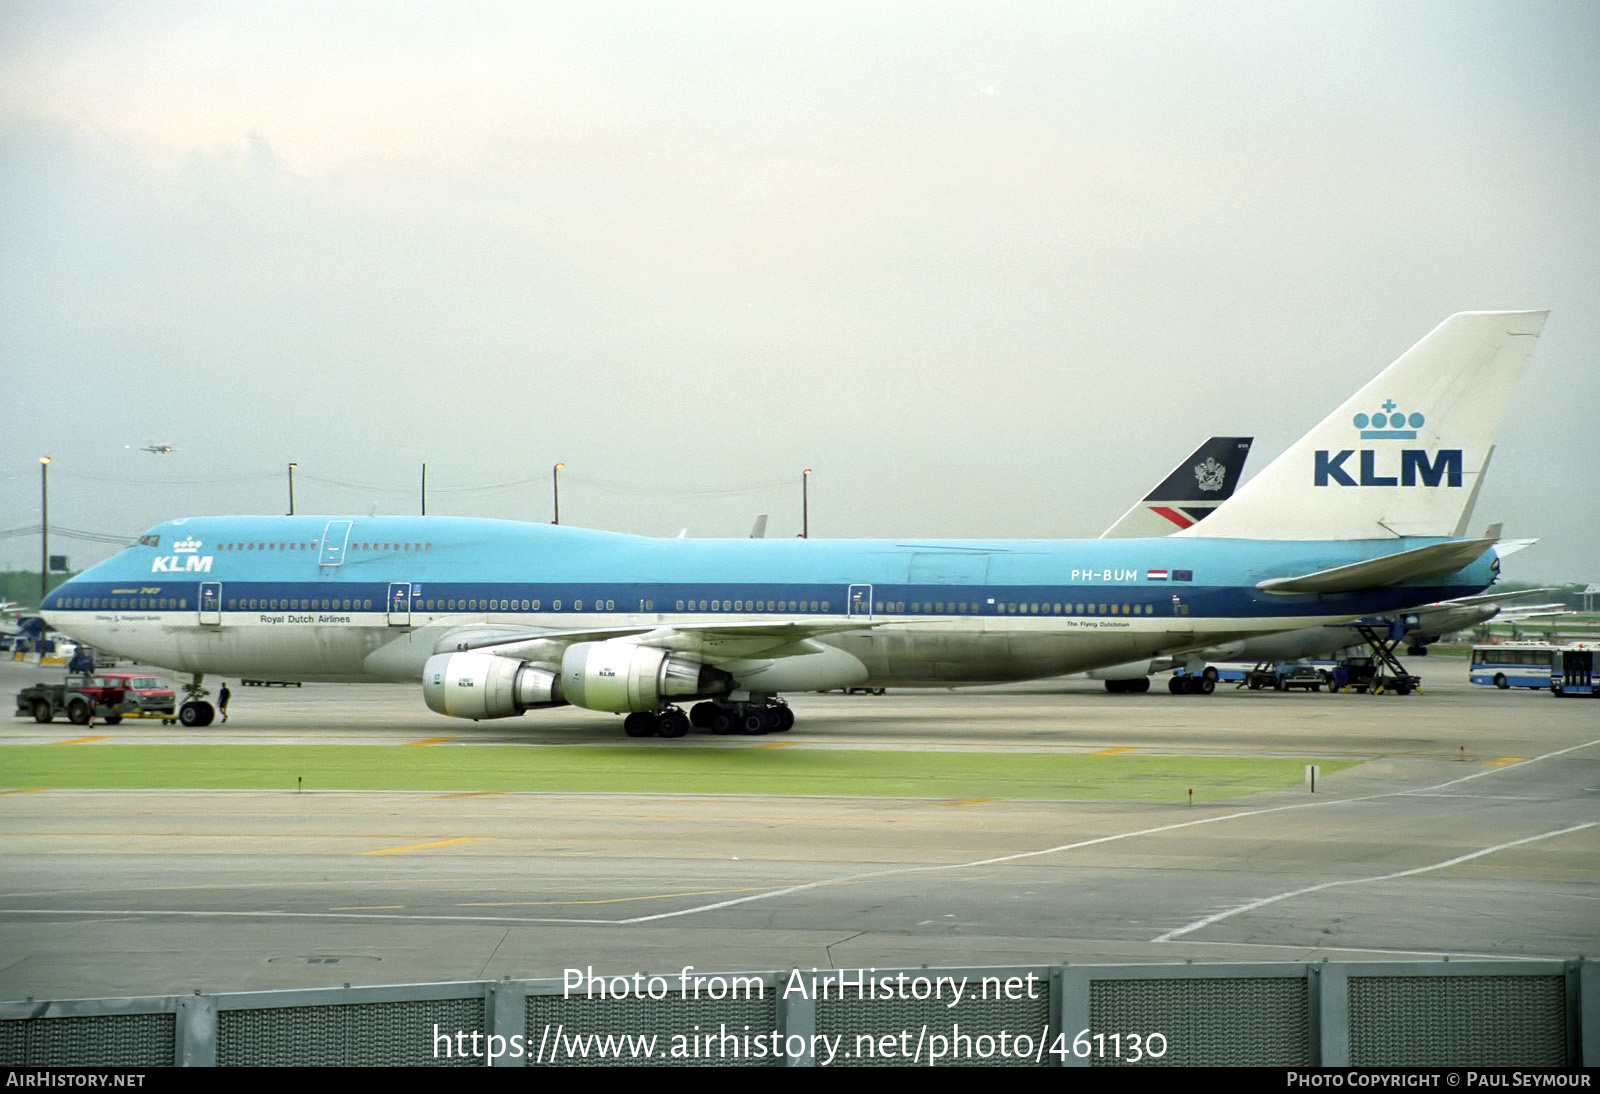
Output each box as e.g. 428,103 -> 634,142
1469,643 -> 1559,690
1551,646 -> 1599,697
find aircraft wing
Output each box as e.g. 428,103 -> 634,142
1257,528 -> 1499,595
444,618 -> 882,663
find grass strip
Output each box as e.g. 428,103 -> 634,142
0,745 -> 1355,802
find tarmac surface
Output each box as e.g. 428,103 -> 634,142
1,656 -> 1596,1000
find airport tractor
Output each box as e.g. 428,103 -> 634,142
16,672 -> 178,725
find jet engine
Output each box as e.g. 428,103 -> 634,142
560,641 -> 733,713
423,652 -> 564,720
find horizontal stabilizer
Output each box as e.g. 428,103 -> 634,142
1430,585 -> 1553,610
1258,528 -> 1499,594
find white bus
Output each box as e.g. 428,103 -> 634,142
1468,643 -> 1558,690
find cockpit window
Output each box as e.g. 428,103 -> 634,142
138,534 -> 160,547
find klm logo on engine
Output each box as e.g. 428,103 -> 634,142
1314,401 -> 1462,487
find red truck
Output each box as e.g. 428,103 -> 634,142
15,672 -> 178,726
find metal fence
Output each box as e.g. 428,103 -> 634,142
3,959 -> 1594,1067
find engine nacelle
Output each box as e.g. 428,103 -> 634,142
561,641 -> 733,713
423,652 -> 564,720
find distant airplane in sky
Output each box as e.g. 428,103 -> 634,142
127,443 -> 175,454
44,311 -> 1548,732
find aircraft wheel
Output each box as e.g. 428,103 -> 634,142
178,701 -> 211,728
1168,676 -> 1186,695
32,700 -> 53,724
1131,676 -> 1150,694
1493,674 -> 1508,690
68,700 -> 91,725
773,706 -> 795,731
1194,675 -> 1215,696
741,712 -> 769,735
1202,666 -> 1219,683
623,712 -> 658,738
690,702 -> 716,729
710,710 -> 738,735
656,710 -> 689,739
1104,679 -> 1122,694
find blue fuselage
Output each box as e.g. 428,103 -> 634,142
41,515 -> 1495,686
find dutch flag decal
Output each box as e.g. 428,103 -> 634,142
1146,569 -> 1169,581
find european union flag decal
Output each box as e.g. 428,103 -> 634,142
1172,570 -> 1193,582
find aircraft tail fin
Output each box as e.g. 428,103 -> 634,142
1099,437 -> 1253,538
1181,311 -> 1546,540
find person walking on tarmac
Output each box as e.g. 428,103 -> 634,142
218,682 -> 231,723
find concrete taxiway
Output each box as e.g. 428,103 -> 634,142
1,658 -> 1596,1000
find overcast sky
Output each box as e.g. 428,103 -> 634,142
2,1 -> 1596,585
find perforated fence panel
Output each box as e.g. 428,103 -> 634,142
4,960 -> 1589,1068
0,1012 -> 175,1067
1088,976 -> 1312,1066
524,990 -> 778,1067
218,997 -> 484,1067
815,978 -> 1052,1067
1349,974 -> 1569,1067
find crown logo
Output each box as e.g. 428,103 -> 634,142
1353,399 -> 1424,440
1193,456 -> 1227,492
173,537 -> 202,553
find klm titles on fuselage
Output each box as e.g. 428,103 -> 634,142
1313,404 -> 1463,488
151,554 -> 214,573
151,536 -> 214,573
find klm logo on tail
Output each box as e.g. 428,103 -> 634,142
1315,400 -> 1462,487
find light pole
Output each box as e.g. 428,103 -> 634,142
802,468 -> 811,539
552,462 -> 565,524
287,462 -> 297,516
39,457 -> 50,602
421,463 -> 427,516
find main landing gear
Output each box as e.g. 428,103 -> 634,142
177,674 -> 217,728
1167,667 -> 1219,695
619,701 -> 796,738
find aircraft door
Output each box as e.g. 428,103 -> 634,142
387,583 -> 411,627
319,521 -> 353,566
847,584 -> 873,619
199,582 -> 222,627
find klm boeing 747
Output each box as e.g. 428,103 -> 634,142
40,311 -> 1547,734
